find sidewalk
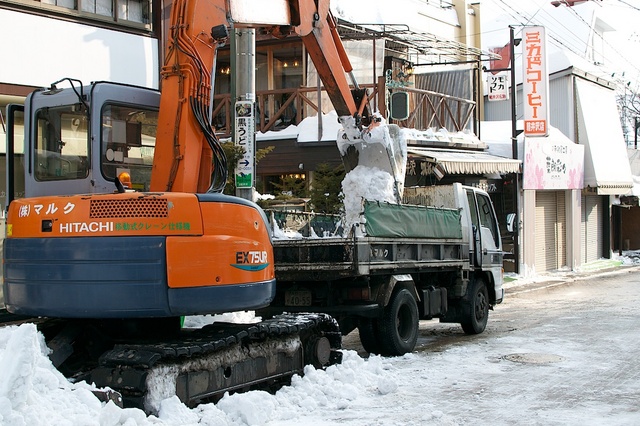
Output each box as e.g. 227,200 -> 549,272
504,255 -> 640,295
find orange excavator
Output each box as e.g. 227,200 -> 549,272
2,0 -> 371,413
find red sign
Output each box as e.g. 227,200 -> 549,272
522,26 -> 549,137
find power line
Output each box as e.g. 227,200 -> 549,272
490,0 -> 588,56
486,0 -> 640,85
616,0 -> 640,13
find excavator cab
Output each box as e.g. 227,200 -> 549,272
5,81 -> 160,204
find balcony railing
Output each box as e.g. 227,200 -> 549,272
212,77 -> 476,139
384,86 -> 477,134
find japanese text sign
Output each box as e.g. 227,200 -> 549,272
488,73 -> 509,101
234,101 -> 255,189
522,26 -> 549,137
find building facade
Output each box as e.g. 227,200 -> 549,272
0,0 -> 493,197
484,49 -> 633,274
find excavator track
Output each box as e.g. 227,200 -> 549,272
22,313 -> 341,414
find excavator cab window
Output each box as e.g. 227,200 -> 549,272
100,104 -> 158,191
34,104 -> 89,181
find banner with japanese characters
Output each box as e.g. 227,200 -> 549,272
523,26 -> 549,137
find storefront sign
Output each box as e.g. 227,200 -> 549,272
487,73 -> 509,101
523,136 -> 584,190
522,26 -> 549,137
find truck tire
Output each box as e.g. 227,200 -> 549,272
379,288 -> 418,356
460,277 -> 489,335
358,318 -> 382,355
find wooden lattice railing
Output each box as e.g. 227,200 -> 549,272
212,77 -> 476,138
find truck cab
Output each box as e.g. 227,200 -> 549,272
462,184 -> 504,303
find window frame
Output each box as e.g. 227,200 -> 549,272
0,0 -> 154,34
33,103 -> 91,182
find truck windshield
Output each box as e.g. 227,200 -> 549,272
101,104 -> 158,191
34,104 -> 89,181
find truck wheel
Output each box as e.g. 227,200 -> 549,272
461,278 -> 489,335
379,288 -> 418,356
358,318 -> 382,355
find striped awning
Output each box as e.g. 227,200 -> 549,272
407,147 -> 521,176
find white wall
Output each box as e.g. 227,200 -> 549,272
0,9 -> 159,89
332,0 -> 460,37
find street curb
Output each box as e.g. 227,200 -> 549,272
505,264 -> 640,296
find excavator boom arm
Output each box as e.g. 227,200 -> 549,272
149,0 -> 368,194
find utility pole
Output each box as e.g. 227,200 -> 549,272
484,26 -> 521,274
233,28 -> 256,202
509,25 -> 520,274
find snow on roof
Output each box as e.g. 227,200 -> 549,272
256,111 -> 342,143
480,120 -> 525,160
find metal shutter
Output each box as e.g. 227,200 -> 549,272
581,195 -> 603,263
556,192 -> 566,268
535,191 -> 566,272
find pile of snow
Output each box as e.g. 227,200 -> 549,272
0,321 -> 398,426
271,219 -> 304,240
341,165 -> 397,233
0,323 -> 120,426
262,114 -> 408,238
338,116 -> 408,233
402,127 -> 484,148
297,111 -> 342,143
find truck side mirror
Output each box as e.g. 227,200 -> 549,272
506,213 -> 516,233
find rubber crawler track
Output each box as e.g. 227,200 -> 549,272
1,310 -> 342,413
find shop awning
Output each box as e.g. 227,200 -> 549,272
407,147 -> 521,176
576,79 -> 633,195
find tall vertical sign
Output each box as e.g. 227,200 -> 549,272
233,28 -> 256,199
234,100 -> 255,189
522,26 -> 549,137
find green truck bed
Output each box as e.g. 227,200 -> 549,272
270,201 -> 467,281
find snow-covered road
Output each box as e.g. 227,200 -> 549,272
1,266 -> 640,425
